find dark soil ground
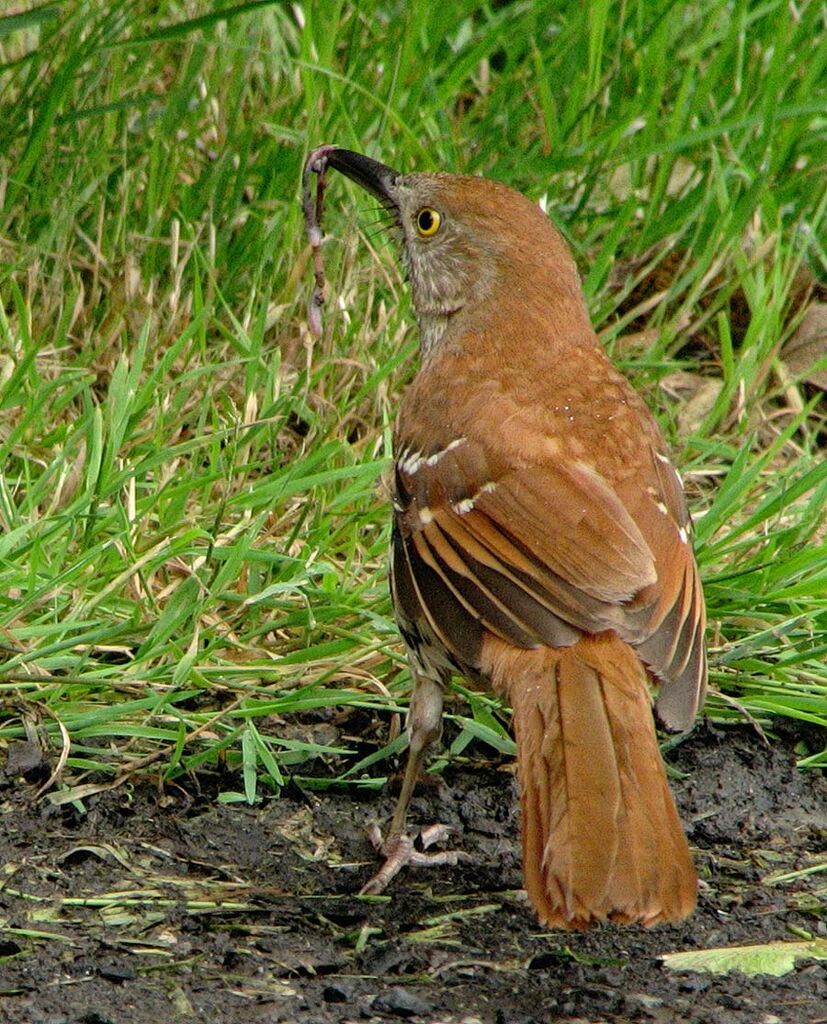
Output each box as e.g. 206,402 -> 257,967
1,719 -> 826,1024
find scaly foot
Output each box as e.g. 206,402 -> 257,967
359,822 -> 470,895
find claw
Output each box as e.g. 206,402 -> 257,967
359,822 -> 470,896
360,831 -> 414,895
419,822 -> 453,850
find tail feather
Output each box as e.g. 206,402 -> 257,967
484,634 -> 696,929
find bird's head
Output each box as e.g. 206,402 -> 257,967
316,148 -> 589,357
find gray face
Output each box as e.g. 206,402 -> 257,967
322,150 -> 503,357
387,174 -> 502,353
322,147 -> 585,359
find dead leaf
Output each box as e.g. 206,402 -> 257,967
6,740 -> 46,776
661,938 -> 827,977
677,377 -> 724,435
660,371 -> 724,436
781,303 -> 827,389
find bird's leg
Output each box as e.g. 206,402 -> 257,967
388,674 -> 444,837
360,674 -> 467,895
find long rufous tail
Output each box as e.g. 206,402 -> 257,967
483,633 -> 697,929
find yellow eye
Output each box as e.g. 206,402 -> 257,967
415,207 -> 442,237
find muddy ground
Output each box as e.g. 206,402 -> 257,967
1,718 -> 825,1024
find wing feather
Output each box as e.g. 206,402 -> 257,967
393,424 -> 705,728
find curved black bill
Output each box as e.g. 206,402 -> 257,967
321,147 -> 401,206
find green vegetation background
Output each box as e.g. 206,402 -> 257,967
0,0 -> 825,808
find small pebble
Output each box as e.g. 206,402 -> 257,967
323,980 -> 354,1003
626,991 -> 665,1010
98,963 -> 137,983
678,975 -> 710,993
371,985 -> 432,1018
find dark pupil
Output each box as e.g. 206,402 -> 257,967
418,210 -> 434,231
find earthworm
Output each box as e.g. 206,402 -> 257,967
302,145 -> 337,337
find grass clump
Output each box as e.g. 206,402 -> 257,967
0,0 -> 825,804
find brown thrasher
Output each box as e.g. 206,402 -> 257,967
308,147 -> 706,928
